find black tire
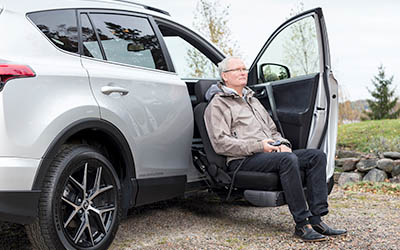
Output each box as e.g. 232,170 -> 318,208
26,145 -> 121,250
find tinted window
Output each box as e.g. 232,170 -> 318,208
28,10 -> 79,53
81,14 -> 103,59
89,13 -> 167,70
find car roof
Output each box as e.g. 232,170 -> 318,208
1,0 -> 172,20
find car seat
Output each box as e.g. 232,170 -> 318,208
193,80 -> 306,207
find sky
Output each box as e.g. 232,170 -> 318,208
140,0 -> 400,101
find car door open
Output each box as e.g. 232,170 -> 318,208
248,8 -> 338,181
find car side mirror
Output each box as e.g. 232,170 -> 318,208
259,63 -> 290,83
127,42 -> 145,52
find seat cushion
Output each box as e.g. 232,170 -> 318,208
231,170 -> 306,191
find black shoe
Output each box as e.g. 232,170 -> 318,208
312,221 -> 347,236
294,224 -> 327,242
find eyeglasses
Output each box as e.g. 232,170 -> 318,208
223,67 -> 248,73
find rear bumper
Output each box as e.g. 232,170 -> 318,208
0,190 -> 40,224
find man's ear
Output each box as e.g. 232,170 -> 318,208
221,72 -> 228,82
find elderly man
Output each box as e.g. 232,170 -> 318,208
204,56 -> 346,242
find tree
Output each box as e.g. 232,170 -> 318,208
364,65 -> 400,120
187,0 -> 240,77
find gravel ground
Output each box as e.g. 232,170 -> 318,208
1,186 -> 400,250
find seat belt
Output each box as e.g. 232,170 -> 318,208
265,83 -> 285,138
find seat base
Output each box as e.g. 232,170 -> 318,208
244,190 -> 286,207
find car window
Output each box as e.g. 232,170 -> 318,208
256,16 -> 319,82
80,14 -> 103,59
28,10 -> 79,54
158,24 -> 218,79
89,13 -> 167,71
162,36 -> 218,78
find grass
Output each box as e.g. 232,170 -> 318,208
343,181 -> 400,196
337,119 -> 400,153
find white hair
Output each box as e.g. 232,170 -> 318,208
217,56 -> 243,82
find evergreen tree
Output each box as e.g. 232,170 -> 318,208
364,65 -> 400,120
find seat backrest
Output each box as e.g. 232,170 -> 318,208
193,80 -> 227,171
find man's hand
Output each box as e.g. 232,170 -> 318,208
262,139 -> 280,152
279,144 -> 292,152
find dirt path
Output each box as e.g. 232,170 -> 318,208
1,186 -> 399,249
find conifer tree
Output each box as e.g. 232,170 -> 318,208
364,65 -> 400,120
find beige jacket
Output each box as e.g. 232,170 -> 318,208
204,84 -> 290,164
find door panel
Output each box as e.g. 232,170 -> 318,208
252,73 -> 319,149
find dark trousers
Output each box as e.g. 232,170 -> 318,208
229,149 -> 329,224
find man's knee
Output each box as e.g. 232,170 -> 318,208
308,149 -> 327,168
280,152 -> 299,170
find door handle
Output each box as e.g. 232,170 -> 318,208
101,86 -> 129,96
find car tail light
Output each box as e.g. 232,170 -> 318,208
0,64 -> 36,91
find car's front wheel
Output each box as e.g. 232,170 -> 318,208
26,145 -> 121,250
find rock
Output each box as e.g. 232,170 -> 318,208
377,158 -> 394,173
392,163 -> 400,177
383,152 -> 400,159
356,158 -> 377,172
390,175 -> 400,183
363,169 -> 388,182
342,158 -> 359,172
333,172 -> 341,184
338,172 -> 363,186
335,158 -> 346,168
337,150 -> 362,159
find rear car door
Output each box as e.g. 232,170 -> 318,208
248,8 -> 338,180
79,10 -> 193,203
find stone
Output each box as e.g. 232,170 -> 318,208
392,164 -> 400,177
335,158 -> 346,168
377,158 -> 394,173
337,150 -> 362,159
338,172 -> 363,186
390,175 -> 400,183
363,169 -> 388,182
356,158 -> 377,172
342,158 -> 359,172
383,152 -> 400,160
333,172 -> 341,184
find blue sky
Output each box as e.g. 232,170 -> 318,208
140,0 -> 400,101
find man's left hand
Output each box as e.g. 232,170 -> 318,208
279,144 -> 292,152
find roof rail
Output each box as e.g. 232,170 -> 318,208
110,0 -> 170,16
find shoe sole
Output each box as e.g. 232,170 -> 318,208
294,234 -> 328,242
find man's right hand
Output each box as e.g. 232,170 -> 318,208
262,139 -> 280,152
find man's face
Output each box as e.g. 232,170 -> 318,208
221,58 -> 248,89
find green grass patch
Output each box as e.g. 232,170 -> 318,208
337,119 -> 400,153
343,181 -> 400,196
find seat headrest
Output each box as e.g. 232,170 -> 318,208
194,80 -> 218,103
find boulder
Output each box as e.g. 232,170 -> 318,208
363,169 -> 387,182
356,158 -> 377,172
390,175 -> 400,184
383,152 -> 400,160
392,164 -> 400,177
342,158 -> 359,172
337,150 -> 362,159
338,172 -> 363,186
377,158 -> 394,173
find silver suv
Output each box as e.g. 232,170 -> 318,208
0,0 -> 338,249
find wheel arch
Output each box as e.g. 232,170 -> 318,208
32,119 -> 136,205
